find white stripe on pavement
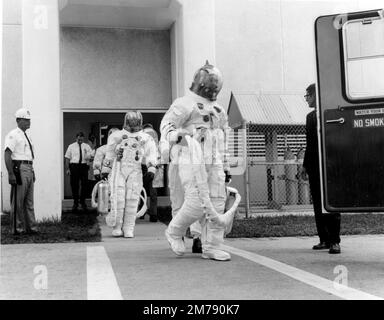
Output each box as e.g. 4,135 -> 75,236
87,246 -> 123,300
222,245 -> 383,300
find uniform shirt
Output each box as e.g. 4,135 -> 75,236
4,127 -> 34,161
65,142 -> 92,164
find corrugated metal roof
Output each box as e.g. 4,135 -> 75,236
230,92 -> 309,126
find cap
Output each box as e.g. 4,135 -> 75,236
15,108 -> 31,119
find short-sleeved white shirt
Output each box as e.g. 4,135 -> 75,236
65,142 -> 92,164
4,127 -> 34,161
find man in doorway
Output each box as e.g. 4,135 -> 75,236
302,83 -> 341,254
4,108 -> 38,235
65,132 -> 93,211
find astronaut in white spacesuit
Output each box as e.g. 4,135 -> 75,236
160,61 -> 232,261
101,111 -> 158,238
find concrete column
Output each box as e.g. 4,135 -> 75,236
22,0 -> 61,220
174,0 -> 216,95
0,0 -> 3,215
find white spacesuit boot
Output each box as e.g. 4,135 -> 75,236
122,199 -> 137,238
168,162 -> 184,218
111,175 -> 125,237
166,162 -> 186,254
112,220 -> 123,237
165,191 -> 204,256
201,206 -> 230,261
201,165 -> 230,261
165,152 -> 206,256
122,170 -> 142,238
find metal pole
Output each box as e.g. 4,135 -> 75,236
242,121 -> 250,218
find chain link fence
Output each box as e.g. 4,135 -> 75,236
241,124 -> 313,214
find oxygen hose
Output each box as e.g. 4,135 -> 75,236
105,158 -> 120,227
91,180 -> 102,209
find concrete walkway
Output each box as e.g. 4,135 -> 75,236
1,216 -> 384,300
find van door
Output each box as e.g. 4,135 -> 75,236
315,9 -> 384,212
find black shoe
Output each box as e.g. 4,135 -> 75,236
312,242 -> 330,250
81,203 -> 88,211
192,237 -> 202,254
329,243 -> 341,254
72,204 -> 79,212
149,215 -> 158,223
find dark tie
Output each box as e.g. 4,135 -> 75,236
24,132 -> 34,159
78,143 -> 82,164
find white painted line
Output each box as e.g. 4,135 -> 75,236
87,246 -> 123,300
222,245 -> 383,300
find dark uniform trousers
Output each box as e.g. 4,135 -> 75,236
69,163 -> 89,205
10,163 -> 37,233
305,110 -> 340,245
144,179 -> 157,217
141,164 -> 157,218
308,168 -> 341,244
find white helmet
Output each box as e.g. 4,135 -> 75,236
190,61 -> 223,101
15,108 -> 31,119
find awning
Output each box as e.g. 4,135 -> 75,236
228,92 -> 309,129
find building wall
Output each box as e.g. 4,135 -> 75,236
60,27 -> 172,110
214,0 -> 380,111
1,0 -> 22,212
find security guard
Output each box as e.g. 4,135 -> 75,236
4,108 -> 38,235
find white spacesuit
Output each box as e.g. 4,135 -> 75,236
93,127 -> 119,181
160,61 -> 232,261
101,111 -> 158,238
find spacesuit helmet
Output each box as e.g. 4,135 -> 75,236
190,61 -> 223,101
123,110 -> 143,133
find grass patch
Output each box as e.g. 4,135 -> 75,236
157,207 -> 384,238
227,213 -> 384,238
1,210 -> 101,244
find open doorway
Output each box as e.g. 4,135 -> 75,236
63,111 -> 168,204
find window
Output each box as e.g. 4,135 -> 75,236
342,16 -> 384,100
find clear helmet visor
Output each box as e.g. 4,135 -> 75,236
191,61 -> 223,101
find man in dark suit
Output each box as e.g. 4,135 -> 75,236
302,83 -> 341,254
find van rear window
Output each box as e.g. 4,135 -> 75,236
342,17 -> 384,100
